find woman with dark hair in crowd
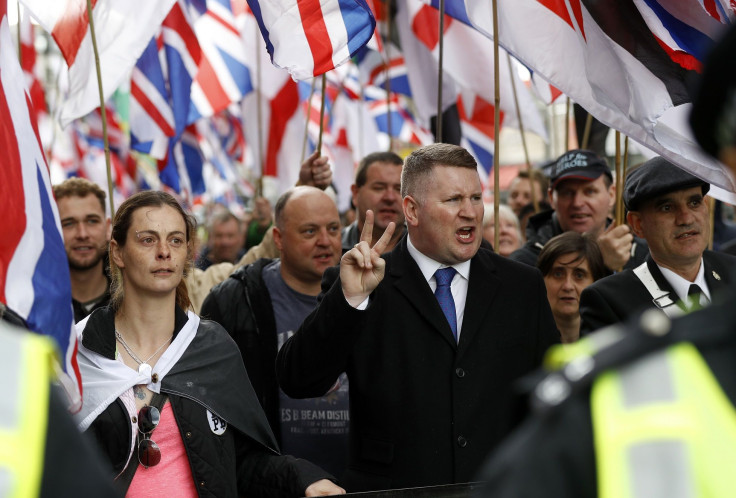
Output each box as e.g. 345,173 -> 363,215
74,190 -> 342,497
537,232 -> 607,343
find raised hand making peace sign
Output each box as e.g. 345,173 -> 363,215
340,209 -> 396,307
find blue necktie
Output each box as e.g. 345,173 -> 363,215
434,267 -> 458,341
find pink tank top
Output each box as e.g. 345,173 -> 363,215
127,401 -> 198,497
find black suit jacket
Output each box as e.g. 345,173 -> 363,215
276,237 -> 559,491
580,250 -> 736,335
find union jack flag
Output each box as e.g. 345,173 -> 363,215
0,0 -> 81,410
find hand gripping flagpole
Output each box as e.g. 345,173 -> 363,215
492,0 -> 501,253
506,52 -> 538,214
86,0 -> 115,218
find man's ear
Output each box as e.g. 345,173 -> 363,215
547,188 -> 556,209
608,183 -> 616,209
403,196 -> 419,227
272,226 -> 283,252
627,211 -> 644,238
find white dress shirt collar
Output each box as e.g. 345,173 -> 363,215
657,258 -> 710,304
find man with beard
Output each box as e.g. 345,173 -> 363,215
342,152 -> 406,254
53,178 -> 112,322
201,187 -> 348,478
579,157 -> 736,335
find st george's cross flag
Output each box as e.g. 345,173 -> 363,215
0,0 -> 82,410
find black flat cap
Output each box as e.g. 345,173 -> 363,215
690,24 -> 736,158
624,157 -> 710,211
549,149 -> 612,190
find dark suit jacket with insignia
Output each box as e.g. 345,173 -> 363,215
276,237 -> 559,492
580,250 -> 736,336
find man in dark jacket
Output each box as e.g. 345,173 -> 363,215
476,24 -> 736,498
201,186 -> 347,478
277,144 -> 559,492
580,157 -> 736,335
510,149 -> 648,271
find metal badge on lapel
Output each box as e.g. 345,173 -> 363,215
713,270 -> 721,281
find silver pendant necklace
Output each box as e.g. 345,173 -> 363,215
115,329 -> 172,376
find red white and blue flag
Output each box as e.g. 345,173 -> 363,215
20,0 -> 176,126
458,92 -> 503,188
130,0 -> 204,159
438,0 -> 736,201
189,0 -> 253,122
247,0 -> 376,79
0,0 -> 81,410
401,0 -> 547,141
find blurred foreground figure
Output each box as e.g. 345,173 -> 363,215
0,307 -> 120,497
476,25 -> 736,497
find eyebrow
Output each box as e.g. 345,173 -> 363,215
136,230 -> 186,237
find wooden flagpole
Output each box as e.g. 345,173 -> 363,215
708,197 -> 715,251
316,74 -> 327,153
581,112 -> 593,149
492,0 -> 500,252
436,0 -> 446,143
506,53 -> 538,213
614,131 -> 623,225
385,0 -> 393,150
301,77 -> 317,163
564,97 -> 570,152
255,27 -> 264,197
86,0 -> 115,218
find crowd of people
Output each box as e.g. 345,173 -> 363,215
8,24 -> 736,498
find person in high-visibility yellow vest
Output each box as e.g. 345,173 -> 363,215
475,24 -> 736,498
0,314 -> 119,498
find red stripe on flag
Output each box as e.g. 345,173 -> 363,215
206,9 -> 241,36
163,4 -> 202,62
536,0 -> 586,41
130,81 -> 176,137
412,6 -> 453,52
297,0 -> 333,75
265,80 -> 299,176
369,56 -> 404,85
52,0 -> 98,66
195,55 -> 231,114
653,35 -> 702,72
703,0 -> 721,21
0,78 -> 28,305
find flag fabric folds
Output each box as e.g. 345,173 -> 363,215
0,0 -> 81,410
247,0 -> 376,79
20,0 -> 177,126
437,0 -> 736,202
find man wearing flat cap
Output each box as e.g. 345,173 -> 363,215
510,149 -> 648,272
476,25 -> 736,498
578,157 -> 736,335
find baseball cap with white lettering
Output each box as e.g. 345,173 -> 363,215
549,149 -> 612,190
